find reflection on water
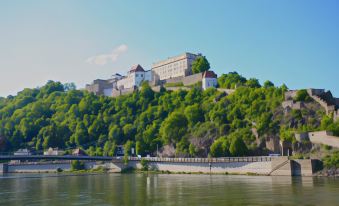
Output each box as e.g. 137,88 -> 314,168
0,173 -> 338,206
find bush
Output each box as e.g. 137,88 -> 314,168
140,158 -> 149,171
164,82 -> 184,87
71,160 -> 85,171
323,152 -> 339,168
294,89 -> 312,102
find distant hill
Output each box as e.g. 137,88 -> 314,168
0,72 -> 338,158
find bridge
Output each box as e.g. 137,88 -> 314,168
0,155 -> 124,161
0,155 -> 273,162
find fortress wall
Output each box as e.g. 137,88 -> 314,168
183,73 -> 202,86
308,131 -> 339,148
128,161 -> 272,175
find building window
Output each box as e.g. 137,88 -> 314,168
141,74 -> 143,77
136,74 -> 139,77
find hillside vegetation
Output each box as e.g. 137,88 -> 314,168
0,72 -> 338,157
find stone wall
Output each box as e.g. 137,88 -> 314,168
165,86 -> 191,91
307,89 -> 336,115
295,132 -> 310,142
295,131 -> 339,148
270,157 -> 291,176
282,100 -> 303,110
183,73 -> 203,86
128,161 -> 272,175
151,85 -> 162,92
308,131 -> 339,148
109,157 -> 318,176
112,87 -> 136,97
285,90 -> 298,100
292,159 -> 316,176
7,162 -> 97,173
265,136 -> 281,154
165,76 -> 184,84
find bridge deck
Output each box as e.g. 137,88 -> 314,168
0,155 -> 274,162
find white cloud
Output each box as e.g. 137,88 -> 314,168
86,44 -> 128,65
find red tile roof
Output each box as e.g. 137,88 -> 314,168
203,71 -> 217,78
129,64 -> 145,73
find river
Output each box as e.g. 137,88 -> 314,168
0,173 -> 338,205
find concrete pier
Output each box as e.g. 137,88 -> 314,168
0,164 -> 8,173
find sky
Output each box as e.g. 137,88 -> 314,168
0,0 -> 339,97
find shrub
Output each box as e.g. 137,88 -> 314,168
323,151 -> 339,168
164,82 -> 184,87
71,160 -> 85,171
294,89 -> 312,102
140,158 -> 149,171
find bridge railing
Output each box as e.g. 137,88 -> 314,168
128,156 -> 273,163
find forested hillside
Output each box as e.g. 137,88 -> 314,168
0,72 -> 338,157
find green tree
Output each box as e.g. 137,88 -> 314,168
263,80 -> 274,88
191,56 -> 210,74
229,136 -> 248,156
245,78 -> 261,88
71,160 -> 85,171
160,112 -> 188,144
294,89 -> 312,102
184,104 -> 204,126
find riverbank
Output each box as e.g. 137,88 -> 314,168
0,156 -> 321,176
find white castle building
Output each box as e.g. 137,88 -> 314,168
152,52 -> 201,81
85,52 -> 218,97
116,65 -> 152,89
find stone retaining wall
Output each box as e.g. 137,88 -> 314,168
128,161 -> 272,175
6,162 -> 97,173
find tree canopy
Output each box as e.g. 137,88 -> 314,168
0,74 -> 332,157
191,56 -> 210,74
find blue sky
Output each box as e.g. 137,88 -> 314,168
0,0 -> 339,97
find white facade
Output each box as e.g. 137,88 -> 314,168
43,147 -> 65,156
202,71 -> 218,90
14,149 -> 31,156
152,53 -> 200,81
116,65 -> 152,89
203,77 -> 218,90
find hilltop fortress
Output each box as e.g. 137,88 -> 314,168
85,52 -> 218,97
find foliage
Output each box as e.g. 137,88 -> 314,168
160,112 -> 188,144
164,82 -> 184,87
323,151 -> 339,168
263,80 -> 274,88
210,136 -> 229,157
229,135 -> 248,156
279,127 -> 296,143
71,160 -> 85,171
294,89 -> 312,102
245,78 -> 261,88
140,158 -> 149,171
0,74 -> 323,158
321,115 -> 339,136
217,72 -> 246,89
191,56 -> 210,74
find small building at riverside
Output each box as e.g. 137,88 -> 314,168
43,147 -> 65,156
14,149 -> 32,156
72,148 -> 87,156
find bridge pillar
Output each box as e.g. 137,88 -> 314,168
0,163 -> 8,173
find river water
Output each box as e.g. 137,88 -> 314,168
0,173 -> 338,206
